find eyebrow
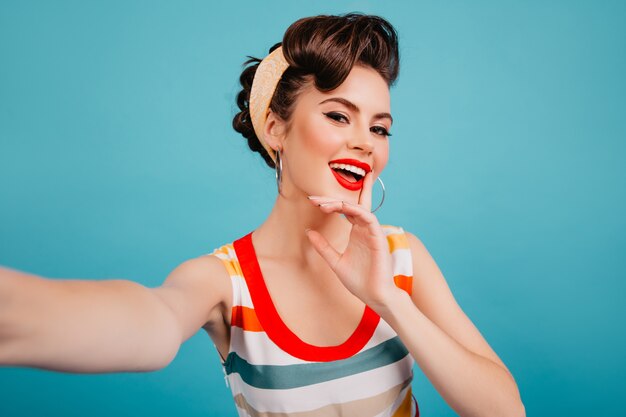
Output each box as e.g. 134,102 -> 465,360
318,97 -> 393,125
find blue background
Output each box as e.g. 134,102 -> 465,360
1,1 -> 624,416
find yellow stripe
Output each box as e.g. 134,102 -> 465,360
213,244 -> 233,256
387,232 -> 410,252
222,258 -> 242,277
213,244 -> 244,278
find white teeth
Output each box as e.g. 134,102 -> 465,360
329,163 -> 366,177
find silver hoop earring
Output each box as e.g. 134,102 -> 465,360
274,149 -> 283,195
371,176 -> 386,213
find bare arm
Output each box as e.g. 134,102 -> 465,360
379,232 -> 525,417
0,256 -> 229,373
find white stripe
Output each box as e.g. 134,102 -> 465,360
231,275 -> 254,309
210,247 -> 252,308
391,249 -> 413,277
210,246 -> 234,259
226,354 -> 414,413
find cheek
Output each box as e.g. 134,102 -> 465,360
293,116 -> 340,156
375,142 -> 390,172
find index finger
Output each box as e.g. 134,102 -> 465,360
358,169 -> 375,211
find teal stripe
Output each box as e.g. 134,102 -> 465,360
223,336 -> 409,390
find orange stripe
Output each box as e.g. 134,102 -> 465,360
394,275 -> 413,296
231,305 -> 264,332
387,233 -> 409,252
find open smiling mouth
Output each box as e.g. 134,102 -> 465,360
328,159 -> 371,191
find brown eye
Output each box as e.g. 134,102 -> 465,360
371,126 -> 392,137
323,112 -> 348,123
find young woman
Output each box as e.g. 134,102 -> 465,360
0,13 -> 525,417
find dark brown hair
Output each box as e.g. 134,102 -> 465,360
232,13 -> 400,168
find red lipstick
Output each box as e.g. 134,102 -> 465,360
328,159 -> 372,191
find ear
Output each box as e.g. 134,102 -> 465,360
263,111 -> 287,151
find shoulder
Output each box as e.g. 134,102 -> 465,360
396,228 -> 442,292
164,241 -> 240,290
380,224 -> 411,251
381,224 -> 446,300
163,252 -> 231,291
380,224 -> 430,262
396,228 -> 463,323
152,246 -> 234,341
403,230 -> 429,260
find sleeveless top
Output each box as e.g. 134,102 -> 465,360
210,225 -> 420,417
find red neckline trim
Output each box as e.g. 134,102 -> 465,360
233,232 -> 380,362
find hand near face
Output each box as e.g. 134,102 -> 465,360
306,171 -> 400,310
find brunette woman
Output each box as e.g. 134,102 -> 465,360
0,13 -> 525,417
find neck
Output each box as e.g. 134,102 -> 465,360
252,191 -> 353,265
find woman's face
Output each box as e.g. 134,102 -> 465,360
280,65 -> 392,204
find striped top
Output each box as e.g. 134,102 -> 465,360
211,225 -> 419,417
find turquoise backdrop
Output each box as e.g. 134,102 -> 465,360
1,1 -> 624,416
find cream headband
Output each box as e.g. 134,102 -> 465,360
249,46 -> 290,163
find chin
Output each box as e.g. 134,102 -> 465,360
326,185 -> 361,203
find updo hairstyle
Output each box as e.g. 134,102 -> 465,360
232,13 -> 400,168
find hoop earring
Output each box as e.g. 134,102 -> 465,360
274,149 -> 283,195
371,176 -> 386,213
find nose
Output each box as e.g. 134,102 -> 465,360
347,126 -> 374,154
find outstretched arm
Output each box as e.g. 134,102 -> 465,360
0,256 -> 228,373
306,172 -> 525,417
